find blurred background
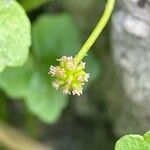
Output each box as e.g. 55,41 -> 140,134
0,0 -> 150,150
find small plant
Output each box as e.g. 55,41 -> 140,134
48,0 -> 115,95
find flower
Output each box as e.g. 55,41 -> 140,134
48,56 -> 90,96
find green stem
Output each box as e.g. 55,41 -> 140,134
74,0 -> 115,64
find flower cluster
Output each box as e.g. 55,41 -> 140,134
48,56 -> 90,96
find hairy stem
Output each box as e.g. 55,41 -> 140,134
74,0 -> 115,64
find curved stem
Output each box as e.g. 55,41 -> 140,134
74,0 -> 115,64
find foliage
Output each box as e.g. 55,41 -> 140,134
0,1 -> 100,123
115,131 -> 150,150
0,0 -> 31,72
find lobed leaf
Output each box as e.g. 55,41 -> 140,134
115,131 -> 150,150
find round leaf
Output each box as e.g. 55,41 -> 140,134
32,14 -> 81,64
0,0 -> 31,72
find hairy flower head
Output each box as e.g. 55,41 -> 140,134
48,56 -> 90,96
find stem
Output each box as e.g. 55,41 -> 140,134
74,0 -> 115,64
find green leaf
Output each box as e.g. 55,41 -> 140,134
144,131 -> 150,143
115,131 -> 150,150
0,0 -> 31,72
0,58 -> 34,98
17,0 -> 50,11
32,13 -> 81,64
25,72 -> 68,123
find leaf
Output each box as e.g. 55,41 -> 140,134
0,0 -> 31,72
0,58 -> 34,98
17,0 -> 51,11
24,72 -> 68,123
115,131 -> 150,150
143,131 -> 150,143
32,13 -> 81,65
